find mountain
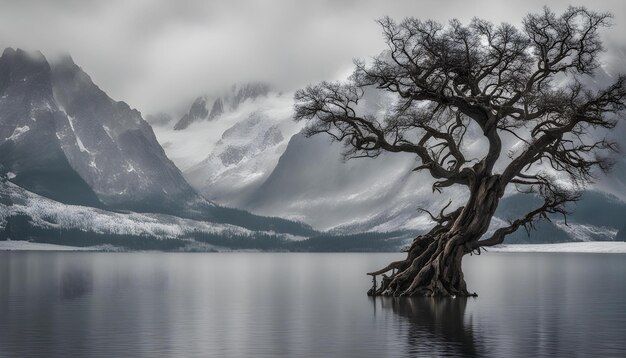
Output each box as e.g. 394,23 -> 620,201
244,132 -> 441,232
153,88 -> 303,207
0,49 -> 104,208
0,48 -> 207,215
158,82 -> 626,242
491,191 -> 624,243
161,87 -> 465,232
0,176 -> 288,250
0,48 -> 316,236
162,87 -> 448,234
173,83 -> 271,130
49,53 -> 205,215
0,175 -> 404,251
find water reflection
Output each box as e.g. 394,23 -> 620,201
60,268 -> 92,300
376,297 -> 480,357
0,252 -> 625,357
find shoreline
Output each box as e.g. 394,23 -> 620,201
2,240 -> 626,253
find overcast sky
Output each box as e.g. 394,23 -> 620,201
0,0 -> 624,115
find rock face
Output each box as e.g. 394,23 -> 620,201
172,82 -> 271,130
173,96 -> 209,130
0,48 -> 103,207
0,48 -> 205,215
162,81 -> 626,239
159,87 -> 461,231
153,88 -> 302,208
242,132 -> 439,232
0,48 -> 315,236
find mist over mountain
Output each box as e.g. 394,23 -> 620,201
145,112 -> 173,127
157,80 -> 626,241
173,83 -> 271,130
152,86 -> 303,206
0,48 -> 104,208
0,48 -> 317,242
0,45 -> 624,248
50,53 -> 206,215
0,48 -> 211,217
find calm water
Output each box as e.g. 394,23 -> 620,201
0,252 -> 625,357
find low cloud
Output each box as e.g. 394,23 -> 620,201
0,0 -> 624,114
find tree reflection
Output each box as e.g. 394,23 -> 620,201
377,296 -> 482,357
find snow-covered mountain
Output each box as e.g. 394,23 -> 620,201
0,178 -> 282,243
155,87 -> 471,233
0,48 -> 316,237
0,176 -> 404,251
50,53 -> 206,215
155,81 -> 626,242
244,132 -> 442,232
153,88 -> 303,207
0,48 -> 201,215
0,48 -> 104,208
173,83 -> 271,130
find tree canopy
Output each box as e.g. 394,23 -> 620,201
295,6 -> 625,249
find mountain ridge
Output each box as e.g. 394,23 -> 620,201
173,82 -> 272,130
0,48 -> 316,237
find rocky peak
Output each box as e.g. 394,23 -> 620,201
0,48 -> 53,99
208,97 -> 223,120
174,96 -> 208,130
231,82 -> 271,108
0,48 -> 207,213
172,82 -> 273,130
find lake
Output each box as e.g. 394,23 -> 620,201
1,251 -> 625,357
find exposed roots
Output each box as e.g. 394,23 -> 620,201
368,230 -> 478,297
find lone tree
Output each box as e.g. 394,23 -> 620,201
295,7 -> 626,297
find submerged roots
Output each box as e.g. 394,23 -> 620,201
367,234 -> 477,297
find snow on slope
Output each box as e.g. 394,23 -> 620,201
152,86 -> 464,232
0,181 -> 302,241
553,221 -> 618,242
239,88 -> 484,232
154,93 -> 298,170
153,91 -> 304,206
490,242 -> 626,253
50,54 -> 205,213
0,240 -> 95,251
0,48 -> 206,214
151,78 -> 626,236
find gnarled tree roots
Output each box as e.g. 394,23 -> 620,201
368,231 -> 479,297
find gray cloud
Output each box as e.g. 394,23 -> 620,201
0,0 -> 624,114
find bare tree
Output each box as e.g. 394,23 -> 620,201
294,7 -> 626,296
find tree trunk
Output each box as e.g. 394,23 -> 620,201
368,175 -> 502,297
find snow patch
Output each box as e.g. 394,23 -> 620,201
0,240 -> 97,251
553,220 -> 617,241
490,242 -> 626,253
74,130 -> 88,153
66,115 -> 88,153
153,93 -> 300,172
102,125 -> 115,139
6,125 -> 30,141
0,181 -> 292,242
126,163 -> 136,172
